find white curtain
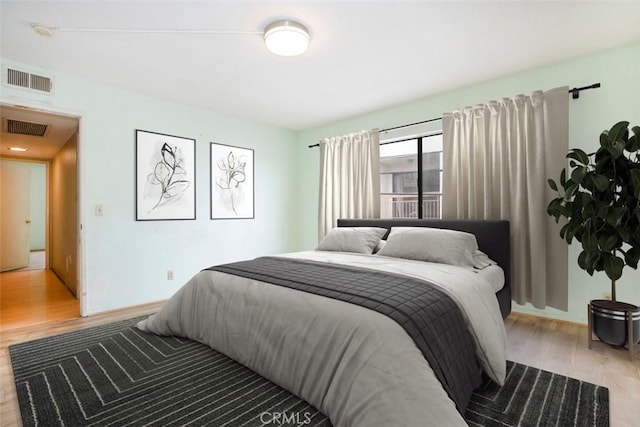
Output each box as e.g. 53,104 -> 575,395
318,130 -> 380,240
442,87 -> 569,310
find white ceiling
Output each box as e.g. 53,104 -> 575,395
1,1 -> 639,131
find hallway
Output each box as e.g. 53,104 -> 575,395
0,268 -> 79,332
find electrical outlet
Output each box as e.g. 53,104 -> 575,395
167,270 -> 174,280
602,292 -> 612,300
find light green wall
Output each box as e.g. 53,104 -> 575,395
1,58 -> 298,315
295,42 -> 640,323
27,162 -> 46,251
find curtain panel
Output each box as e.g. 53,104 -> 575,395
318,130 -> 380,240
442,87 -> 569,310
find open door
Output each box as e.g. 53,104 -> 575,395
0,160 -> 31,271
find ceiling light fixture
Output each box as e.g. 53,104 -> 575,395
263,20 -> 310,57
8,147 -> 28,152
30,19 -> 311,57
31,23 -> 54,37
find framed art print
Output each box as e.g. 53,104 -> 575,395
135,129 -> 196,220
210,143 -> 254,219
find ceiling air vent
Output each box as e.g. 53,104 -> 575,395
6,119 -> 50,137
4,67 -> 54,94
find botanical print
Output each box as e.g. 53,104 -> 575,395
211,143 -> 254,219
215,151 -> 247,215
146,143 -> 190,212
136,130 -> 195,220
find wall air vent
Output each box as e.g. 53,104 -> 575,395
7,68 -> 30,89
6,119 -> 50,137
29,73 -> 53,92
4,66 -> 54,94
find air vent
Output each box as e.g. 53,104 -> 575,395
29,74 -> 52,92
4,67 -> 54,94
7,68 -> 30,89
6,119 -> 49,137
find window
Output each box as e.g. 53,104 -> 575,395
380,132 -> 442,219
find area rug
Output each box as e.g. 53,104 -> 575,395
9,317 -> 609,426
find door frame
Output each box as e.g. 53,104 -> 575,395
1,98 -> 87,316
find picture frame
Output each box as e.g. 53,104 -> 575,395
210,143 -> 254,219
135,129 -> 196,221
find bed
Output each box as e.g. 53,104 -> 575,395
138,219 -> 510,427
338,218 -> 512,319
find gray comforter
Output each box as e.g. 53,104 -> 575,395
138,251 -> 507,427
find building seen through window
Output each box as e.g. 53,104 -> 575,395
380,133 -> 442,219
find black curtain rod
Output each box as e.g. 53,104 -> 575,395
308,83 -> 601,148
568,82 -> 601,99
380,132 -> 443,146
379,116 -> 442,133
307,131 -> 442,148
307,118 -> 442,148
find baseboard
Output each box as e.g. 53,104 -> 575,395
510,310 -> 587,328
84,300 -> 166,318
50,267 -> 77,297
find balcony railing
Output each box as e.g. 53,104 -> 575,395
380,193 -> 442,219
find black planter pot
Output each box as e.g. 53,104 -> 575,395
590,299 -> 640,346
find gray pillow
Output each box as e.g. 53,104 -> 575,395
376,226 -> 478,267
316,227 -> 388,254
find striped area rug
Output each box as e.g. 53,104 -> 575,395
9,317 -> 609,426
467,361 -> 609,426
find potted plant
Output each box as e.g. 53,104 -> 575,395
547,121 -> 640,347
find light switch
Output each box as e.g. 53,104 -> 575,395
95,204 -> 104,216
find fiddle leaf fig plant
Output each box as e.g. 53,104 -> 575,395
547,121 -> 640,301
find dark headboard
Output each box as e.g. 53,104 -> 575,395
337,218 -> 511,319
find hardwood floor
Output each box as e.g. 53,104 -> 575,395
506,313 -> 640,427
0,308 -> 638,426
0,269 -> 80,332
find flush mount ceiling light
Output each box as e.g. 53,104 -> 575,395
31,23 -> 54,37
8,147 -> 28,152
30,19 -> 311,57
263,20 -> 310,57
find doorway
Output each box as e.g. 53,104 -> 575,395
0,160 -> 46,272
0,103 -> 81,330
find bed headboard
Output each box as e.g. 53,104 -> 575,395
337,218 -> 511,319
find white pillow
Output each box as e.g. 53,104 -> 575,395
472,250 -> 497,270
316,227 -> 387,254
376,227 -> 478,267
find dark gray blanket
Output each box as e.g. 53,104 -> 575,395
207,256 -> 482,413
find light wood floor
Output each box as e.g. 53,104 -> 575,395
505,313 -> 640,427
0,269 -> 80,332
0,307 -> 638,426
